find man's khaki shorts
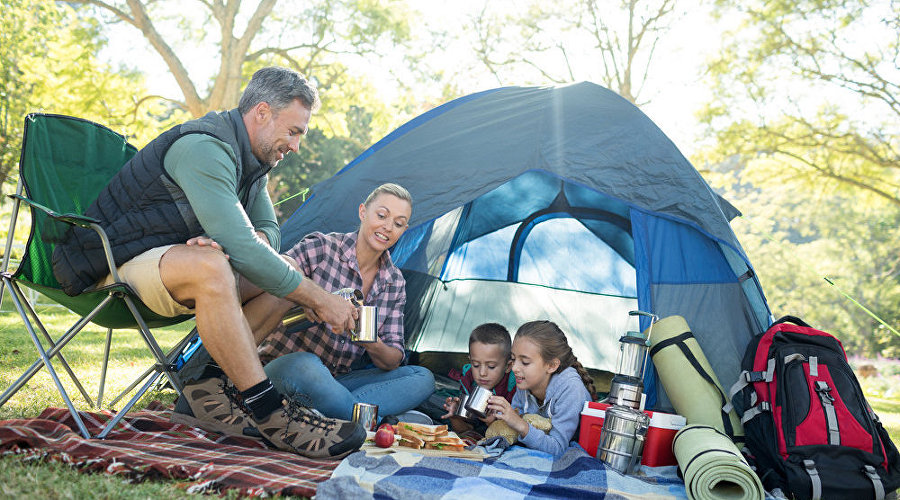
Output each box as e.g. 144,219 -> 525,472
97,245 -> 194,317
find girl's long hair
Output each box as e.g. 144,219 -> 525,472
515,320 -> 597,401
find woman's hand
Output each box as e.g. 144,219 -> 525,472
441,396 -> 460,419
487,395 -> 528,438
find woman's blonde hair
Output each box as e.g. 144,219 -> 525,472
363,183 -> 412,208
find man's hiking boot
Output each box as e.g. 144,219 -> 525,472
171,376 -> 256,438
253,399 -> 366,459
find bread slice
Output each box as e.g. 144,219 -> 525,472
424,434 -> 467,451
398,422 -> 448,436
397,433 -> 425,449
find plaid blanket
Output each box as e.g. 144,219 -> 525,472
0,404 -> 339,497
317,444 -> 690,499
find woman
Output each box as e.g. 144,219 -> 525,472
252,183 -> 434,421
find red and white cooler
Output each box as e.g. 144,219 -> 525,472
578,401 -> 686,467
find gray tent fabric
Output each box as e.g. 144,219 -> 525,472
280,82 -> 772,409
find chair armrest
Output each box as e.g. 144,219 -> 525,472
8,193 -> 121,282
8,194 -> 100,228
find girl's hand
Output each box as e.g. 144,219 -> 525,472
441,396 -> 460,419
487,395 -> 528,438
479,412 -> 497,424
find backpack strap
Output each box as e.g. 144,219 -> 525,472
803,459 -> 822,500
863,465 -> 885,500
814,380 -> 840,445
725,358 -> 775,415
740,401 -> 771,425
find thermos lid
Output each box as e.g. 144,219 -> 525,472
618,331 -> 648,345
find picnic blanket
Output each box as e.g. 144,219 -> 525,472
0,404 -> 338,497
317,443 -> 691,499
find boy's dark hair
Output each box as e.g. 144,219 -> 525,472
469,323 -> 512,360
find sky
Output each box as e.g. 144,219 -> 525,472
100,1 -> 727,158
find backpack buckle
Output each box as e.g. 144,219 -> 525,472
815,381 -> 834,403
745,371 -> 767,383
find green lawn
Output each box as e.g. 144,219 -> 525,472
1,301 -> 899,497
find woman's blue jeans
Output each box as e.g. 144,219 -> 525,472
264,351 -> 435,421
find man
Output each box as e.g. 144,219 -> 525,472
52,67 -> 366,459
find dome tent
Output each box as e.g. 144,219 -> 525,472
280,82 -> 772,409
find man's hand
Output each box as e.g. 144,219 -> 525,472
311,290 -> 358,334
186,236 -> 228,258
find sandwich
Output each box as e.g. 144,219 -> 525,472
397,433 -> 426,449
397,422 -> 452,449
397,422 -> 448,443
424,434 -> 467,452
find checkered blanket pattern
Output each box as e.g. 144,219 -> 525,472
0,404 -> 339,497
317,443 -> 691,499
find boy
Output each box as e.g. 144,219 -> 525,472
441,323 -> 516,435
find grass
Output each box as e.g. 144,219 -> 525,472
0,302 -> 208,498
1,299 -> 900,497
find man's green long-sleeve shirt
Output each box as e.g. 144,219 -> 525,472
163,133 -> 302,297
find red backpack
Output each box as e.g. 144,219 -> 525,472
728,316 -> 900,499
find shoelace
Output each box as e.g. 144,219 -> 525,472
221,381 -> 251,415
284,399 -> 335,433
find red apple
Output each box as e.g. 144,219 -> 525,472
377,423 -> 394,434
374,427 -> 395,448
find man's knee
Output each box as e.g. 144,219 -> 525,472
163,245 -> 235,291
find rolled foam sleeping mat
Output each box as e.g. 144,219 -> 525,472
647,315 -> 743,439
673,424 -> 764,500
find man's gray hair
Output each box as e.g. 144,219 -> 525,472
364,183 -> 413,208
238,67 -> 321,115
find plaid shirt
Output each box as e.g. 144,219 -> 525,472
258,231 -> 406,375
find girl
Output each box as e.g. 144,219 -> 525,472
487,320 -> 596,456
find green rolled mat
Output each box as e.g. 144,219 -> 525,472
673,424 -> 764,500
647,315 -> 743,439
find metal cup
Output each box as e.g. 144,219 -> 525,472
335,288 -> 364,306
352,402 -> 379,431
464,385 -> 492,418
454,393 -> 473,419
351,305 -> 377,342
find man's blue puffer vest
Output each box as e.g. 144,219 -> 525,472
52,109 -> 270,296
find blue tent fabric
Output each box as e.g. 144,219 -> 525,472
280,82 -> 771,410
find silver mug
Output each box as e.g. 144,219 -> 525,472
454,393 -> 473,419
464,385 -> 492,418
351,305 -> 377,342
352,402 -> 379,431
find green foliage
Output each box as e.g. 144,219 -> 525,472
266,67 -> 400,220
0,0 -> 187,192
699,0 -> 900,356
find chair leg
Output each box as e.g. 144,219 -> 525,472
123,295 -> 183,393
110,328 -> 197,407
18,284 -> 97,407
96,328 -> 113,409
4,284 -> 92,439
98,370 -> 165,439
102,294 -> 186,428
